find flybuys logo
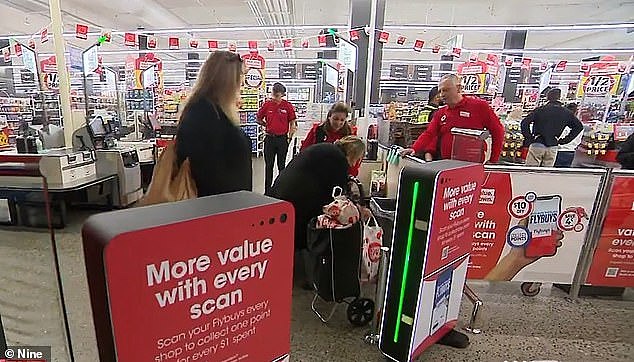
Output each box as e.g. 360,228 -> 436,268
1,346 -> 50,361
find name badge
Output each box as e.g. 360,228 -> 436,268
460,111 -> 470,117
280,109 -> 287,114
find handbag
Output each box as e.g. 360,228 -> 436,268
361,215 -> 382,282
137,141 -> 197,206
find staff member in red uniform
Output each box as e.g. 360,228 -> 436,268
300,102 -> 361,175
257,82 -> 297,194
401,74 -> 504,163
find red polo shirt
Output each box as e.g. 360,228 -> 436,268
257,99 -> 297,136
412,96 -> 504,162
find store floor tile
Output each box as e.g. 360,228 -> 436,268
0,157 -> 632,361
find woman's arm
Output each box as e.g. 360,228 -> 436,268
300,124 -> 318,151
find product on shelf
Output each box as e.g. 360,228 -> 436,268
0,97 -> 34,134
499,121 -> 525,161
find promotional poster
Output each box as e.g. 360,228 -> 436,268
467,170 -> 603,283
103,203 -> 294,362
586,175 -> 634,287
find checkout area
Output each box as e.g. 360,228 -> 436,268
0,114 -> 157,228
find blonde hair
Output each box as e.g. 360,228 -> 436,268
334,136 -> 365,161
181,51 -> 243,124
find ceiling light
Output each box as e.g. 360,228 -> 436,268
385,23 -> 634,32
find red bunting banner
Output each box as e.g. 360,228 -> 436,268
2,48 -> 10,62
452,47 -> 462,57
301,38 -> 309,48
349,30 -> 359,41
124,33 -> 136,47
189,39 -> 199,49
147,36 -> 157,49
413,39 -> 424,52
13,43 -> 22,57
283,39 -> 292,51
318,35 -> 327,47
101,31 -> 112,43
76,24 -> 88,40
540,61 -> 549,71
248,40 -> 258,54
228,41 -> 237,52
521,58 -> 532,69
168,37 -> 179,50
40,28 -> 49,43
469,52 -> 478,61
28,39 -> 35,50
267,41 -> 275,51
555,60 -> 567,72
208,40 -> 218,51
378,31 -> 389,43
432,44 -> 440,53
397,35 -> 407,45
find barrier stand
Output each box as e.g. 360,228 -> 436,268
462,285 -> 483,334
569,168 -> 614,300
0,155 -> 75,362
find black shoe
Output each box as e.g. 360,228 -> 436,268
437,329 -> 469,349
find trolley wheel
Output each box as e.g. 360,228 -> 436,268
347,298 -> 374,327
521,282 -> 541,297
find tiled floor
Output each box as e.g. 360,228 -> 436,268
0,157 -> 633,361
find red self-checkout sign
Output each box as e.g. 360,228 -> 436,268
507,195 -> 533,219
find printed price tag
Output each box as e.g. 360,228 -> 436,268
507,196 -> 533,219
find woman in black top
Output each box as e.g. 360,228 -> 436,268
176,51 -> 252,196
270,137 -> 365,288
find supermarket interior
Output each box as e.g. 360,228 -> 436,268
0,0 -> 633,361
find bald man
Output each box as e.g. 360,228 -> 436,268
401,74 -> 504,163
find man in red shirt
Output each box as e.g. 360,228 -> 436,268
258,82 -> 297,194
401,74 -> 504,163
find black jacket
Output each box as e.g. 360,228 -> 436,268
269,143 -> 349,249
521,101 -> 583,147
617,133 -> 634,170
176,98 -> 252,197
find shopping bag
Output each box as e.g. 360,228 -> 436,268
361,215 -> 383,282
137,142 -> 197,206
321,186 -> 360,226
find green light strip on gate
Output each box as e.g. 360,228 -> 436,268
394,181 -> 420,343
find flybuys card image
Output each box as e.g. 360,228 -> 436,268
528,196 -> 562,238
430,268 -> 453,335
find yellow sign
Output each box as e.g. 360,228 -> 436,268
577,74 -> 621,98
461,73 -> 487,94
0,129 -> 9,148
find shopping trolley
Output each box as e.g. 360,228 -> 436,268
307,219 -> 375,326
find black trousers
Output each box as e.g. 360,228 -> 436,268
264,134 -> 289,194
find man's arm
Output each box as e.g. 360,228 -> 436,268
520,111 -> 534,144
256,102 -> 267,126
287,103 -> 298,138
411,111 -> 442,153
558,111 -> 583,145
484,103 -> 505,163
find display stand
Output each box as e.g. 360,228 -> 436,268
379,160 -> 484,361
82,191 -> 294,361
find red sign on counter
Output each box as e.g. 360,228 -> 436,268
586,175 -> 634,287
83,192 -> 294,362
